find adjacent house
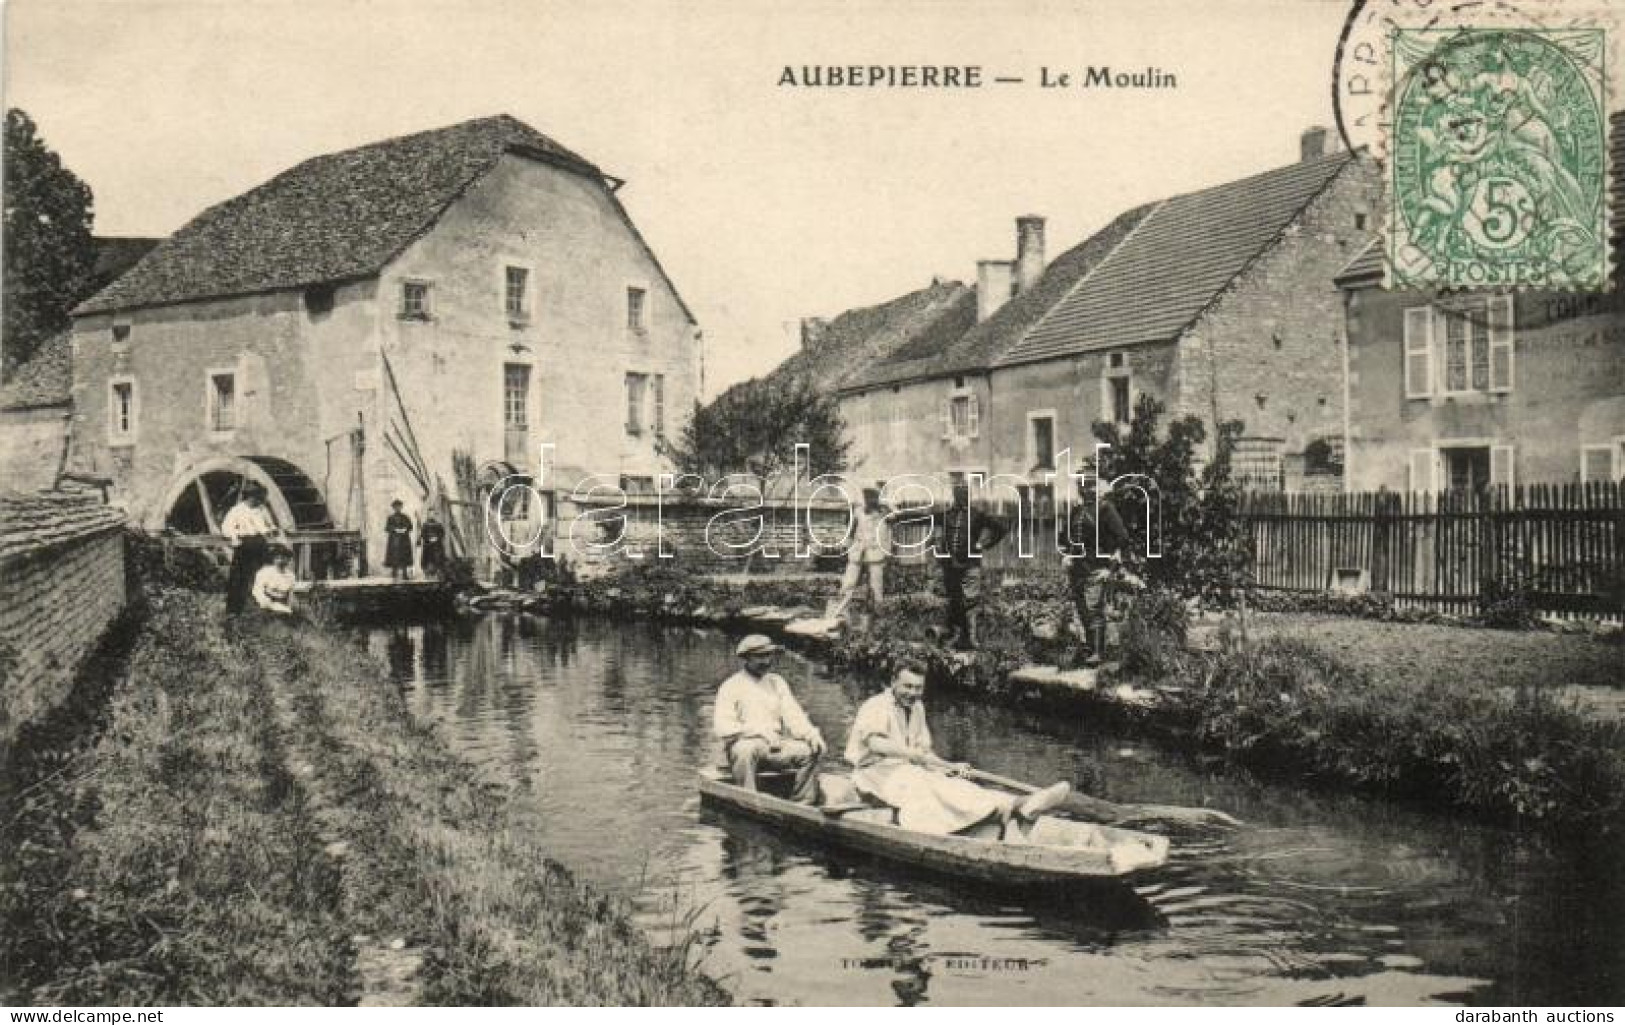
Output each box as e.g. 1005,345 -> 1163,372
1337,110 -> 1625,491
835,128 -> 1381,498
1,237 -> 162,491
67,115 -> 702,568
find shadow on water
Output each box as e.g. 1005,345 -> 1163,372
366,615 -> 1622,1006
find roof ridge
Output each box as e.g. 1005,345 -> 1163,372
994,197 -> 1170,368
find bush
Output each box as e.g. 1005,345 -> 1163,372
1118,587 -> 1190,680
1477,573 -> 1540,630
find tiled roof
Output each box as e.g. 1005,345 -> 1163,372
846,203 -> 1156,391
999,150 -> 1361,366
0,490 -> 124,563
778,280 -> 973,392
76,115 -> 603,315
1335,239 -> 1383,284
0,332 -> 73,410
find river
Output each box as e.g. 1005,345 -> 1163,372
366,616 -> 1622,1007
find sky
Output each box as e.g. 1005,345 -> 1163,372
5,0 -> 1364,393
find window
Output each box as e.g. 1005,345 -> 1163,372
1028,413 -> 1056,471
1404,296 -> 1513,398
108,379 -> 136,443
400,280 -> 431,320
112,324 -> 131,344
1435,443 -> 1514,493
625,372 -> 648,435
503,364 -> 530,430
208,371 -> 236,433
627,286 -> 647,332
1581,442 -> 1624,483
942,391 -> 979,440
1109,376 -> 1132,424
651,374 -> 665,437
504,266 -> 530,321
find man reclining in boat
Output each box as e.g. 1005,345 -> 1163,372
714,634 -> 826,803
843,664 -> 1070,838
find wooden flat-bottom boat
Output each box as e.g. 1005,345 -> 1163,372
698,769 -> 1170,886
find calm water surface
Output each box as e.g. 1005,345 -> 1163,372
366,617 -> 1622,1006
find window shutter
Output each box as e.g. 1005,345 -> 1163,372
940,397 -> 953,439
1488,295 -> 1514,392
968,394 -> 981,438
1403,306 -> 1434,398
1490,445 -> 1515,490
1580,445 -> 1613,483
1408,448 -> 1437,493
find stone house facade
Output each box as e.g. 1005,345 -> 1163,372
832,129 -> 1380,502
66,116 -> 702,569
1336,111 -> 1625,492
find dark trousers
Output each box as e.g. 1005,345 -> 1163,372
225,535 -> 268,616
940,561 -> 974,641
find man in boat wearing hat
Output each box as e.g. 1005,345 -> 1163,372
221,482 -> 283,618
713,635 -> 826,803
844,664 -> 1070,837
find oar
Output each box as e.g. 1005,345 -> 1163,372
961,766 -> 1242,830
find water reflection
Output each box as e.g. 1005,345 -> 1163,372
367,616 -> 1620,1006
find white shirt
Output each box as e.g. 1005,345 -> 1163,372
713,670 -> 821,747
221,501 -> 278,544
252,563 -> 296,611
845,689 -> 932,767
848,508 -> 891,564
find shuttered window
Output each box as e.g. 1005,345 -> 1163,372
1488,295 -> 1514,392
1403,306 -> 1433,398
1580,445 -> 1615,483
625,372 -> 647,435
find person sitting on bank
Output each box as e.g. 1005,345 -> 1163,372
384,500 -> 414,580
222,483 -> 283,617
1064,464 -> 1136,667
713,635 -> 825,803
845,664 -> 1071,838
828,487 -> 897,622
252,544 -> 298,616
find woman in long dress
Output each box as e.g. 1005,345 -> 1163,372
384,500 -> 414,580
844,665 -> 1069,837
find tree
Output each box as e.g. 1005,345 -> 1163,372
1090,394 -> 1253,605
4,109 -> 95,378
661,373 -> 851,489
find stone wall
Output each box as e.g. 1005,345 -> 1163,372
840,374 -> 994,491
0,492 -> 126,750
0,405 -> 70,493
557,495 -> 855,575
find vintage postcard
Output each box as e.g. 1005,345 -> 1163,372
2,0 -> 1623,1012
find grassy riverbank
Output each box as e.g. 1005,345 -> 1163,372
1,588 -> 726,1005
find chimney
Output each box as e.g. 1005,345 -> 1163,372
976,260 -> 1015,322
800,316 -> 829,349
1015,215 -> 1046,294
1300,125 -> 1328,162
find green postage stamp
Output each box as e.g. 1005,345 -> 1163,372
1388,27 -> 1611,291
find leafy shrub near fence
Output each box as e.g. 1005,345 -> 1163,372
1146,630 -> 1625,834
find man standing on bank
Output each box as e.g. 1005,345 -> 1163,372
935,474 -> 1008,651
222,483 -> 282,617
713,635 -> 826,803
829,487 -> 896,622
1066,465 -> 1135,667
384,500 -> 414,580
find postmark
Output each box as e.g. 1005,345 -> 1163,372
1385,26 -> 1611,290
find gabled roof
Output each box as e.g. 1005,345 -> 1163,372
998,150 -> 1362,366
1334,239 -> 1383,285
780,279 -> 973,392
91,236 -> 162,290
0,332 -> 73,411
845,203 -> 1157,392
75,115 -> 655,316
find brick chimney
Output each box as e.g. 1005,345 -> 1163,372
1015,215 -> 1046,295
1300,125 -> 1329,162
800,316 -> 829,349
977,260 -> 1015,322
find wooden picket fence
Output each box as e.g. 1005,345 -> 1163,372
1243,483 -> 1625,619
